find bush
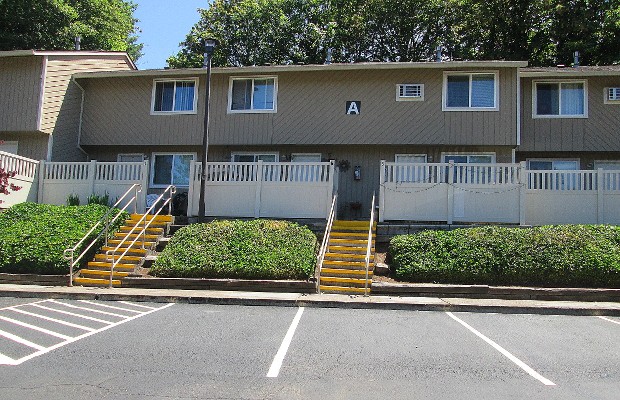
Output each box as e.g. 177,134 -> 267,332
0,202 -> 128,275
390,225 -> 620,288
151,219 -> 317,280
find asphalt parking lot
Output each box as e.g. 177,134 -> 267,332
0,298 -> 618,399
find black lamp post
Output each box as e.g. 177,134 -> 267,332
198,38 -> 218,222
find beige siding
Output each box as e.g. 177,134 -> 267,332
0,132 -> 49,160
80,66 -> 519,147
41,55 -> 133,161
520,76 -> 620,152
0,56 -> 43,132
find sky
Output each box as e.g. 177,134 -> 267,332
133,0 -> 208,70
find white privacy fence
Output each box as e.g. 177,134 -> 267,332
38,160 -> 148,212
187,160 -> 337,218
0,151 -> 39,207
380,161 -> 620,225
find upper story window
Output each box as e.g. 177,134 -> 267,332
533,81 -> 587,118
605,87 -> 620,104
396,84 -> 424,101
151,79 -> 198,114
443,72 -> 498,111
229,77 -> 277,113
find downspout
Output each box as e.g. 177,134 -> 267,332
514,67 -> 522,164
72,77 -> 90,159
38,56 -> 54,161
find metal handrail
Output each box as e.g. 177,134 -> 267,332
64,184 -> 142,286
106,185 -> 176,287
364,192 -> 376,297
316,193 -> 337,294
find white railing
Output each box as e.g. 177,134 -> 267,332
364,192 -> 376,297
603,171 -> 620,191
382,162 -> 521,185
64,184 -> 142,286
106,185 -> 175,287
188,160 -> 336,219
528,170 -> 597,191
316,193 -> 337,294
0,151 -> 38,179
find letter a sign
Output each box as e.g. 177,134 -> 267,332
346,101 -> 361,115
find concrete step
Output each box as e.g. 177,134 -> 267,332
130,214 -> 173,223
319,276 -> 371,288
319,285 -> 370,295
327,245 -> 374,254
119,226 -> 164,235
106,239 -> 156,249
79,269 -> 129,278
87,261 -> 135,271
94,254 -> 143,264
333,220 -> 377,227
323,260 -> 374,270
124,219 -> 169,229
101,246 -> 148,256
321,268 -> 374,278
113,232 -> 161,240
331,232 -> 376,238
73,277 -> 122,287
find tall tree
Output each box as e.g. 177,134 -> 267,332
0,0 -> 142,61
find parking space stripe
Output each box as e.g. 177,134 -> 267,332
30,304 -> 114,324
49,300 -> 131,318
267,307 -> 304,378
0,316 -> 72,340
78,300 -> 142,313
118,301 -> 156,310
446,312 -> 556,386
0,300 -> 47,312
0,328 -> 47,351
8,308 -> 96,332
1,302 -> 174,366
598,316 -> 620,326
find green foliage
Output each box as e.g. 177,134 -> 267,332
0,0 -> 143,61
168,0 -> 620,68
66,193 -> 80,206
87,192 -> 110,206
151,219 -> 317,280
390,226 -> 620,287
0,202 -> 128,275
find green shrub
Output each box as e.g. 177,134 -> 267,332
87,192 -> 110,206
390,225 -> 620,288
0,202 -> 128,275
151,219 -> 317,280
66,193 -> 80,206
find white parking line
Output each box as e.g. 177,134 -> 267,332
0,301 -> 174,366
598,316 -> 620,325
446,312 -> 556,386
0,316 -> 72,340
30,303 -> 114,324
49,300 -> 130,318
267,307 -> 304,378
8,308 -> 96,332
78,300 -> 142,313
118,301 -> 156,310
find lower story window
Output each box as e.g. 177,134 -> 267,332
231,153 -> 278,162
443,154 -> 495,163
528,159 -> 579,170
151,153 -> 195,187
0,140 -> 18,154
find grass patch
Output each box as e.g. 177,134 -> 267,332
151,219 -> 317,280
389,225 -> 620,288
0,202 -> 127,275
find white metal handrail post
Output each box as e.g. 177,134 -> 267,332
316,193 -> 337,294
364,192 -> 376,297
64,183 -> 142,286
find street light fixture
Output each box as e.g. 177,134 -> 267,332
198,38 -> 218,223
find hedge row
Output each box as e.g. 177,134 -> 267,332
0,202 -> 127,275
151,219 -> 317,280
390,225 -> 620,288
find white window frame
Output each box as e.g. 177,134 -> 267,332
291,153 -> 322,162
395,154 -> 427,163
594,160 -> 620,170
117,153 -> 144,162
604,87 -> 620,104
441,152 -> 496,163
150,152 -> 196,188
227,76 -> 278,114
150,78 -> 199,115
230,152 -> 279,162
442,71 -> 499,111
527,158 -> 580,170
0,140 -> 18,154
532,80 -> 588,118
396,84 -> 424,101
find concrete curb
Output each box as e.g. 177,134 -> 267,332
1,284 -> 620,317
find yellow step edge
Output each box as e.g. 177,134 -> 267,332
80,269 -> 129,277
95,254 -> 143,261
319,285 -> 370,293
329,239 -> 374,244
87,262 -> 135,270
130,214 -> 173,222
333,220 -> 377,227
331,232 -> 376,238
320,277 -> 371,285
328,246 -> 375,252
321,268 -> 374,276
73,277 -> 122,286
114,233 -> 160,240
325,253 -> 367,259
107,240 -> 155,247
323,260 -> 375,266
101,246 -> 147,254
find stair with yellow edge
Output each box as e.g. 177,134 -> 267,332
73,214 -> 173,287
319,220 -> 376,295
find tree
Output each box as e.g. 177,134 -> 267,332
168,0 -> 620,68
0,0 -> 143,61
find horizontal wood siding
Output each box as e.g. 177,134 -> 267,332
0,56 -> 42,131
80,66 -> 518,147
520,76 -> 620,152
0,132 -> 49,160
43,55 -> 133,161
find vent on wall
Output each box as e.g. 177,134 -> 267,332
397,84 -> 424,101
608,87 -> 620,101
